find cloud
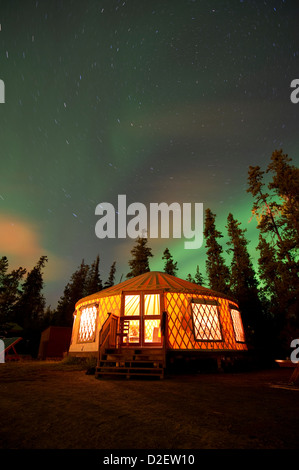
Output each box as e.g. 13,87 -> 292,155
0,214 -> 68,282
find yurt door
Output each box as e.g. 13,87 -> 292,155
121,293 -> 162,347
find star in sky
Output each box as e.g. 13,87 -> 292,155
0,0 -> 298,307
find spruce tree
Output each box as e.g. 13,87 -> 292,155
186,266 -> 204,285
0,257 -> 26,335
0,256 -> 9,286
14,256 -> 48,356
257,235 -> 286,311
194,265 -> 205,285
186,274 -> 195,283
104,261 -> 116,288
204,208 -> 230,294
247,150 -> 299,265
85,255 -> 102,294
15,256 -> 48,330
226,213 -> 262,341
256,235 -> 293,355
126,237 -> 153,278
162,248 -> 178,276
267,149 -> 299,247
55,259 -> 89,326
247,150 -> 299,353
226,213 -> 259,296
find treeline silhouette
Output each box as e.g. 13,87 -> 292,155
0,149 -> 298,359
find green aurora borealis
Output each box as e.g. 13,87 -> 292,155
0,0 -> 298,307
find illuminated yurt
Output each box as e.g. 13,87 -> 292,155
68,271 -> 247,377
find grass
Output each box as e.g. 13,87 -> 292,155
0,360 -> 298,450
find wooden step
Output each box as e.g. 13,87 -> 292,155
98,361 -> 164,370
95,366 -> 164,379
97,347 -> 165,379
104,353 -> 164,362
100,358 -> 164,365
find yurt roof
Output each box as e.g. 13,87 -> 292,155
76,271 -> 236,307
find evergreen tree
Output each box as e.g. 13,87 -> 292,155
126,237 -> 153,278
1,267 -> 27,327
226,213 -> 262,342
0,257 -> 26,335
257,235 -> 283,303
204,208 -> 230,294
186,273 -> 195,283
0,256 -> 9,286
85,255 -> 102,294
14,256 -> 48,356
247,150 -> 298,266
186,266 -> 204,285
247,150 -> 299,353
194,265 -> 205,285
162,248 -> 178,276
104,261 -> 116,288
226,213 -> 259,296
55,259 -> 89,327
15,256 -> 48,330
267,149 -> 299,247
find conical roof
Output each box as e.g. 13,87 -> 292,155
76,271 -> 235,307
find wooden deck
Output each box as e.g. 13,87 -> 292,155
96,348 -> 165,379
96,312 -> 166,379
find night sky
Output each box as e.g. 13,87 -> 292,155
1,0 -> 298,308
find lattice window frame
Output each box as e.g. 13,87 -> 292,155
191,299 -> 223,342
229,304 -> 246,343
77,304 -> 98,343
144,318 -> 162,344
166,293 -> 192,350
165,292 -> 247,351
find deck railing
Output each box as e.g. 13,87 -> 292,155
98,311 -> 168,369
98,313 -> 118,362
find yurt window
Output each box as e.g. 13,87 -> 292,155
124,295 -> 140,316
144,294 -> 160,316
144,294 -> 161,344
124,295 -> 140,343
122,294 -> 161,345
77,305 -> 97,343
230,308 -> 245,343
191,301 -> 222,341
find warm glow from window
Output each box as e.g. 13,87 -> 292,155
144,319 -> 161,343
192,303 -> 222,341
144,294 -> 160,316
231,309 -> 245,342
78,305 -> 97,342
124,295 -> 140,316
128,319 -> 140,343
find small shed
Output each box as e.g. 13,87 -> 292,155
38,326 -> 72,360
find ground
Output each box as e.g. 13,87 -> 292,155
0,360 -> 298,450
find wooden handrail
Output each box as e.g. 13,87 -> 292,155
98,313 -> 118,363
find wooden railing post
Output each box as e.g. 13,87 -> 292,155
161,311 -> 168,369
98,313 -> 119,366
98,313 -> 111,364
